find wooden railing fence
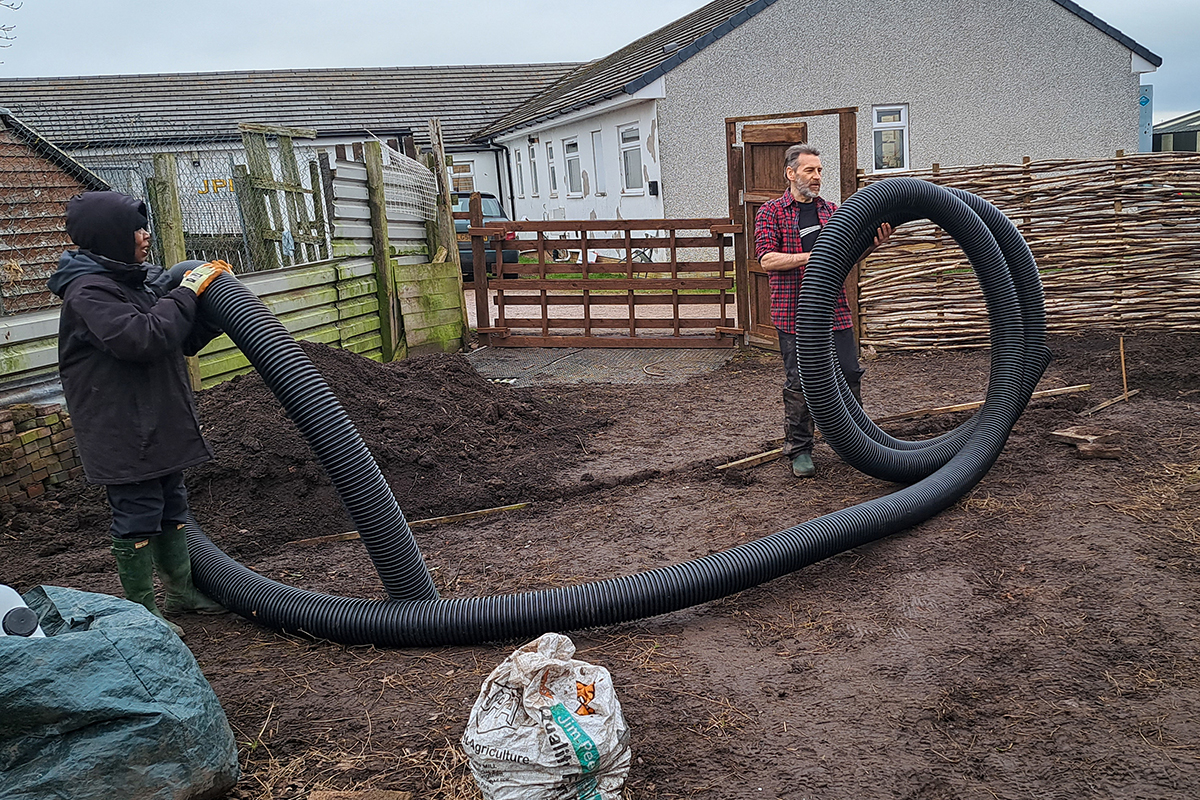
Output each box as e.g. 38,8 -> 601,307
468,211 -> 740,347
857,151 -> 1200,349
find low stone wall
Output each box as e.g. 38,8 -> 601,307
0,402 -> 81,503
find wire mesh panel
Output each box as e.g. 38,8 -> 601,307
379,139 -> 439,223
232,128 -> 330,271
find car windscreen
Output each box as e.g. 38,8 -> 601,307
453,196 -> 505,217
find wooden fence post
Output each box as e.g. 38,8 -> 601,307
428,118 -> 471,352
469,192 -> 490,346
309,159 -> 329,259
725,119 -> 749,345
364,140 -> 403,362
838,110 -> 862,342
151,153 -> 203,390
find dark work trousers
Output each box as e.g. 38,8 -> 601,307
777,328 -> 864,458
105,471 -> 189,539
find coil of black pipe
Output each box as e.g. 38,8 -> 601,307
184,177 -> 1049,647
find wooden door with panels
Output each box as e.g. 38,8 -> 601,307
725,107 -> 859,350
741,122 -> 808,345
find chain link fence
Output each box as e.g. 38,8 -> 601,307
1,103 -> 331,313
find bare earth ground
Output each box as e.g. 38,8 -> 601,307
2,332 -> 1198,800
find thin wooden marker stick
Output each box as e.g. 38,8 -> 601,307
1119,336 -> 1129,401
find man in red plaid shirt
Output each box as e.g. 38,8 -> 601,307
755,143 -> 891,478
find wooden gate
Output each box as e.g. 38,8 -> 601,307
468,212 -> 740,348
725,107 -> 860,348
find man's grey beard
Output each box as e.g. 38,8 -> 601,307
793,181 -> 819,200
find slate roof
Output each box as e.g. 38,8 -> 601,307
0,63 -> 581,150
1154,110 -> 1200,135
475,0 -> 1163,140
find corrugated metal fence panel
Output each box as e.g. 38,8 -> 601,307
330,158 -> 429,264
196,257 -> 382,386
1,258 -> 386,396
0,308 -> 60,395
394,261 -> 465,355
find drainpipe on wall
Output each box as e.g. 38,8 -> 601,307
490,139 -> 517,219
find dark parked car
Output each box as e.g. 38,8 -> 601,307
453,192 -> 518,281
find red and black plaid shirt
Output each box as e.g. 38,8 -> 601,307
754,191 -> 852,333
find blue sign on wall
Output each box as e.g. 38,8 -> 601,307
1139,86 -> 1153,153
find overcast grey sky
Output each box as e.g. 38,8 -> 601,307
1,0 -> 1195,123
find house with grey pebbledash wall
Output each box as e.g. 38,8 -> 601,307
475,0 -> 1161,224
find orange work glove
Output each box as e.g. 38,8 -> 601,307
180,262 -> 226,296
205,259 -> 235,274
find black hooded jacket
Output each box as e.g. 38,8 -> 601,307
48,192 -> 220,484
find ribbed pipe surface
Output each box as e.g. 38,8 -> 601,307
187,178 -> 1047,646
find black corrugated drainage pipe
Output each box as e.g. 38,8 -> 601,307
185,178 -> 1048,647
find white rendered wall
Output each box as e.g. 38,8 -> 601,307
496,99 -> 665,223
657,0 -> 1145,218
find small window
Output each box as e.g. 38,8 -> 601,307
528,144 -> 540,196
515,149 -> 525,197
450,160 -> 474,192
547,142 -> 558,195
619,124 -> 643,193
591,131 -> 607,195
564,138 -> 582,196
872,105 -> 909,172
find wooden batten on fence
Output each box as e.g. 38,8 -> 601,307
363,140 -> 403,362
427,118 -> 471,352
149,153 -> 203,390
856,151 -> 1200,350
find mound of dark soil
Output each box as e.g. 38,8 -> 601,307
189,342 -> 611,555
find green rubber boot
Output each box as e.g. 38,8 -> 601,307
110,537 -> 185,637
151,523 -> 226,615
791,452 -> 816,478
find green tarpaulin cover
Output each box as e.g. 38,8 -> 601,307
0,585 -> 239,799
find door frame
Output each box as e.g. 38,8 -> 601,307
725,107 -> 859,349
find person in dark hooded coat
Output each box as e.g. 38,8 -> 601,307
49,190 -> 236,636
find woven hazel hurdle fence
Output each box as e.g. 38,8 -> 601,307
856,152 -> 1200,350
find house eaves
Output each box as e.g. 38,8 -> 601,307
476,0 -> 1163,142
1050,0 -> 1162,68
0,108 -> 109,191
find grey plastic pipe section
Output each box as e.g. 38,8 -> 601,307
185,178 -> 1048,646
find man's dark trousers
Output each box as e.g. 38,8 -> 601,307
777,328 -> 864,458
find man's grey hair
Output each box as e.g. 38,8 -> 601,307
785,143 -> 820,169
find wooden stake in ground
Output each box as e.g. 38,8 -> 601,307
1119,335 -> 1129,401
716,448 -> 784,471
293,503 -> 531,546
1079,388 -> 1141,417
717,384 -> 1093,471
873,383 -> 1091,424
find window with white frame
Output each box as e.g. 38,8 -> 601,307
514,149 -> 525,197
528,144 -> 540,196
563,138 -> 582,196
450,160 -> 474,192
547,142 -> 558,195
619,124 -> 643,193
590,130 -> 607,195
872,105 -> 909,171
